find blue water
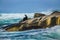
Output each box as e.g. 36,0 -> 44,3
0,25 -> 60,40
0,14 -> 60,40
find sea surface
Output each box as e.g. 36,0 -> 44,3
0,13 -> 60,40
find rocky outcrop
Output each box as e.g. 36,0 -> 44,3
3,11 -> 60,32
51,11 -> 60,15
34,13 -> 45,18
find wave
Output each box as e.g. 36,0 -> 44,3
0,13 -> 34,19
0,25 -> 60,40
0,13 -> 34,26
0,18 -> 21,26
0,13 -> 60,40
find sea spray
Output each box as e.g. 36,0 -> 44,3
0,25 -> 60,40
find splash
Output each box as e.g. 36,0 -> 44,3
0,25 -> 60,40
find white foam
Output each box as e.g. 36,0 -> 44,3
41,9 -> 53,15
0,10 -> 53,20
0,13 -> 34,19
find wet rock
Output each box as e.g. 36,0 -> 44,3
4,12 -> 60,32
56,16 -> 60,25
51,11 -> 60,15
34,13 -> 45,18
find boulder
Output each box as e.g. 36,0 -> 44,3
34,13 -> 45,18
3,12 -> 60,32
51,11 -> 60,15
56,16 -> 60,25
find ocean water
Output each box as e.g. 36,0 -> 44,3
0,13 -> 60,40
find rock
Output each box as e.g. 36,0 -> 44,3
51,11 -> 60,15
56,16 -> 60,25
4,23 -> 21,31
50,16 -> 57,26
34,13 -> 45,18
4,11 -> 60,32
